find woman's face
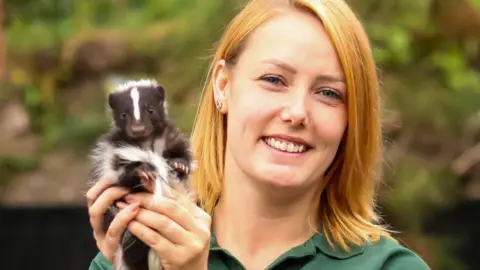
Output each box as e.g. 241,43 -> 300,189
214,9 -> 347,192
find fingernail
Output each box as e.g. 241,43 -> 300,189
125,195 -> 135,203
130,202 -> 140,213
116,201 -> 127,208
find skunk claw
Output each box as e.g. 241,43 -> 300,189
168,159 -> 190,178
146,171 -> 156,182
139,170 -> 148,181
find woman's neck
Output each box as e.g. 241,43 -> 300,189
212,162 -> 320,268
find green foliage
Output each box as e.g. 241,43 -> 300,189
351,1 -> 480,267
430,46 -> 480,92
0,156 -> 39,177
0,155 -> 40,199
421,236 -> 467,270
382,154 -> 461,230
369,24 -> 413,66
358,0 -> 480,139
4,0 -> 243,148
360,0 -> 480,94
53,113 -> 112,154
469,0 -> 480,10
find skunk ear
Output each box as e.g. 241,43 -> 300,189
155,85 -> 165,101
108,93 -> 118,110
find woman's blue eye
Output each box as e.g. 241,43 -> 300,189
318,88 -> 342,100
263,76 -> 283,85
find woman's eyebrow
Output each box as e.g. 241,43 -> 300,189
260,58 -> 345,84
261,58 -> 297,74
314,74 -> 345,85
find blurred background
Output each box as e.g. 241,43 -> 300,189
0,0 -> 479,269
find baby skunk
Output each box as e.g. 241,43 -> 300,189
89,79 -> 196,270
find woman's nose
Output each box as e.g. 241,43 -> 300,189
280,96 -> 308,127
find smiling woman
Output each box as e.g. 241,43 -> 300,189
210,7 -> 349,195
87,0 -> 431,270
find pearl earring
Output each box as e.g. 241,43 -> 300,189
215,100 -> 223,110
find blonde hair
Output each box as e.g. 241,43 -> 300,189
190,0 -> 395,251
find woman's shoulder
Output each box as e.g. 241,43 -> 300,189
361,236 -> 431,269
310,233 -> 431,270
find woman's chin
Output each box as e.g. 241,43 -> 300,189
254,166 -> 307,189
245,154 -> 308,190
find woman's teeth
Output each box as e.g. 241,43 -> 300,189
264,137 -> 307,153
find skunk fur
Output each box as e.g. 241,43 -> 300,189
88,79 -> 196,270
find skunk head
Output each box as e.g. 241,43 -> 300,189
108,79 -> 168,139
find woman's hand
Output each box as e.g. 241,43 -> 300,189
118,189 -> 212,270
86,177 -> 140,264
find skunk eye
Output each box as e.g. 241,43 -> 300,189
148,107 -> 154,114
121,113 -> 127,119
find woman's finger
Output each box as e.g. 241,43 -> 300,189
89,186 -> 130,234
190,204 -> 212,228
164,185 -> 199,213
128,219 -> 178,258
134,207 -> 194,245
159,186 -> 211,227
104,202 -> 140,251
167,193 -> 212,234
86,177 -> 116,207
125,193 -> 198,233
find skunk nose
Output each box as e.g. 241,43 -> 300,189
131,124 -> 145,136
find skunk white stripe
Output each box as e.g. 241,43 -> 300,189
163,101 -> 168,116
115,248 -> 128,270
148,249 -> 163,270
89,141 -> 122,186
115,79 -> 159,93
130,88 -> 141,120
114,248 -> 164,270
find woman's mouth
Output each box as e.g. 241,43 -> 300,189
262,136 -> 311,153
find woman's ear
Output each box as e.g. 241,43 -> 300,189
212,59 -> 230,114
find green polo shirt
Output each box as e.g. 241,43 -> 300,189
89,232 -> 431,269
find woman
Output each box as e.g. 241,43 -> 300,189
88,0 -> 431,269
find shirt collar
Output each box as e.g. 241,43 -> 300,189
311,232 -> 365,259
209,231 -> 365,259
